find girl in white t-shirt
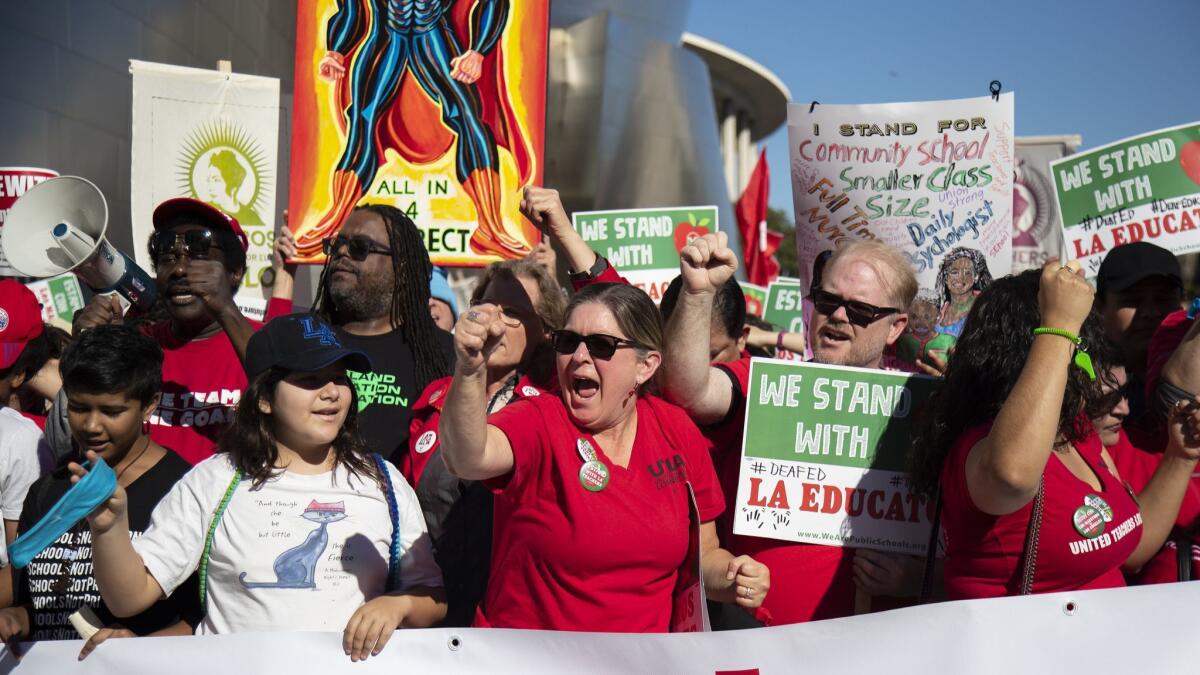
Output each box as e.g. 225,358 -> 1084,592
72,313 -> 445,661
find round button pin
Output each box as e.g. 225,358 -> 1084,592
1073,504 -> 1106,539
1084,494 -> 1113,523
579,460 -> 610,492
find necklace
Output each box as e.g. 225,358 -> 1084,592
116,435 -> 153,483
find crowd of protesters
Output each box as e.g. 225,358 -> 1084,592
0,182 -> 1197,661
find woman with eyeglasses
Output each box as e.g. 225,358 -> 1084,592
439,282 -> 770,631
910,261 -> 1200,598
404,259 -> 564,626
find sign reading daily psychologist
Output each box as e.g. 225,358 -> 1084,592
288,0 -> 549,267
1053,122 -> 1200,276
573,206 -> 719,303
734,359 -> 937,554
130,61 -> 280,321
788,95 -> 1014,356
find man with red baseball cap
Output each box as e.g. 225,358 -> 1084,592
0,281 -> 48,606
68,197 -> 286,465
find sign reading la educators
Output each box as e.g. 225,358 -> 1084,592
1052,122 -> 1200,277
572,206 -> 718,304
734,359 -> 937,554
0,168 -> 59,276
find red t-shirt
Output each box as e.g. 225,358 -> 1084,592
1108,427 -> 1200,585
404,374 -> 551,487
144,322 -> 248,465
476,393 -> 724,632
941,423 -> 1143,599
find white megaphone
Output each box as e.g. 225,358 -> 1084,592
2,176 -> 158,313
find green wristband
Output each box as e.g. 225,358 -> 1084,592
1032,327 -> 1096,381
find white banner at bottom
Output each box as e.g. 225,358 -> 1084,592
2,582 -> 1193,673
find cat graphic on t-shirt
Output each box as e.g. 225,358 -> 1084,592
239,500 -> 347,590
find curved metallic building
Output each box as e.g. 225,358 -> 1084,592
0,0 -> 789,283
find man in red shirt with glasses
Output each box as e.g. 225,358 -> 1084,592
661,234 -> 924,625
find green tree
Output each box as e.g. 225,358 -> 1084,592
766,207 -> 798,278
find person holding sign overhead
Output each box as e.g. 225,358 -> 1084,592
439,281 -> 769,631
661,234 -> 925,624
910,261 -> 1200,598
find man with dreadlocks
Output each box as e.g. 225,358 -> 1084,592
313,205 -> 453,466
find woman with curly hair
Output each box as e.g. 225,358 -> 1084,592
909,260 -> 1200,598
935,247 -> 992,338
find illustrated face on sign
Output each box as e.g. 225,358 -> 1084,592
907,297 -> 939,337
945,257 -> 976,299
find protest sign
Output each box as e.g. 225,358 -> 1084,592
762,279 -> 805,359
287,0 -> 548,267
24,275 -> 85,330
788,94 -> 1014,369
740,282 -> 767,318
1052,122 -> 1200,277
130,60 -> 280,321
0,168 -> 59,276
733,359 -> 937,554
572,206 -> 719,303
1012,136 -> 1081,272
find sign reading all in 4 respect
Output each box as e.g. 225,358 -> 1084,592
572,206 -> 718,303
733,359 -> 937,555
1053,122 -> 1200,276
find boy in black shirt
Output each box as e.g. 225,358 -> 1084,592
0,325 -> 201,658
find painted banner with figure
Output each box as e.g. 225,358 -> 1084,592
733,359 -> 938,555
1011,136 -> 1081,272
5,583 -> 1195,673
788,94 -> 1014,370
1052,122 -> 1200,277
572,206 -> 719,304
288,0 -> 549,267
130,60 -> 280,320
0,168 -> 59,276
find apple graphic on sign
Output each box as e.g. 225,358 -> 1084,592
673,212 -> 712,252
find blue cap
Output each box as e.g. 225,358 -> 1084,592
429,268 -> 458,319
245,313 -> 371,378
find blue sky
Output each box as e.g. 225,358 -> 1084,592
686,0 -> 1200,213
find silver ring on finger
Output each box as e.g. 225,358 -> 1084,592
467,310 -> 479,322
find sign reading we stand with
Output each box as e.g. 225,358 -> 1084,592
572,206 -> 718,304
734,359 -> 938,555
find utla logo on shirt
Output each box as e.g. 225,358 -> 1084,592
647,454 -> 687,489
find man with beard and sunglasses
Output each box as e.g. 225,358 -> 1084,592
71,199 -> 289,465
661,234 -> 926,625
311,205 -> 454,468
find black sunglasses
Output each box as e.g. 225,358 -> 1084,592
809,287 -> 900,328
150,229 -> 217,264
550,330 -> 644,360
323,234 -> 392,261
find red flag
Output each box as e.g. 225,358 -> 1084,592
736,149 -> 781,285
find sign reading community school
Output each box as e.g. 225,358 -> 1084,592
572,206 -> 718,303
1052,122 -> 1200,277
733,359 -> 937,554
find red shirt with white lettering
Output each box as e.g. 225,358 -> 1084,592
141,322 -> 253,466
476,393 -> 724,632
941,423 -> 1143,598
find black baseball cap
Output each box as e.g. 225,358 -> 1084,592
245,313 -> 371,378
1095,242 -> 1182,296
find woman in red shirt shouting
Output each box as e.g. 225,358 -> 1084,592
440,282 -> 769,631
910,260 -> 1200,598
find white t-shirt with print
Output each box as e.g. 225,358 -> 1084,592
133,454 -> 442,634
0,407 -> 44,567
